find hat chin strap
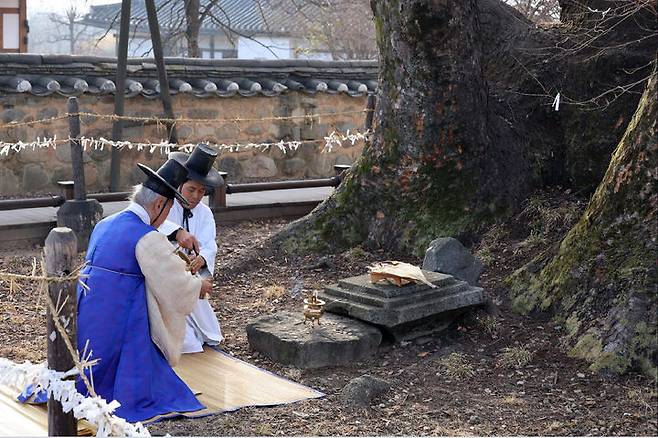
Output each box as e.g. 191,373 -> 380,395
150,198 -> 171,226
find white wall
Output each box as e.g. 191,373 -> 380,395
237,36 -> 291,60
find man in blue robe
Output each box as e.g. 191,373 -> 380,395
74,159 -> 213,423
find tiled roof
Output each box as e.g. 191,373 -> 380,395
0,54 -> 378,98
83,0 -> 321,36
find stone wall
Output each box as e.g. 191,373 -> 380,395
0,92 -> 367,195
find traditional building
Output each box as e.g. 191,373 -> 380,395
81,0 -> 331,60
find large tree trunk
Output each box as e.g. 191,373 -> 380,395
276,0 -> 531,256
274,0 -> 655,257
509,65 -> 657,377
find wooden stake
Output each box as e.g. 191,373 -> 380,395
45,227 -> 78,437
67,97 -> 86,201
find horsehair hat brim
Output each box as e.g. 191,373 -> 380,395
137,163 -> 190,209
169,150 -> 224,188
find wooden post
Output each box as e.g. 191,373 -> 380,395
209,171 -> 228,208
145,0 -> 178,143
67,98 -> 86,201
44,227 -> 78,437
110,0 -> 132,191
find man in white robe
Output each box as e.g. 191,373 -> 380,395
160,144 -> 224,353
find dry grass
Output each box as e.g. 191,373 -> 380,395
500,395 -> 527,406
478,315 -> 500,337
626,388 -> 657,415
263,285 -> 285,300
255,423 -> 274,435
439,353 -> 476,379
476,224 -> 507,265
498,346 -> 534,368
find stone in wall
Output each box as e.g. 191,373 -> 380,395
335,154 -> 353,166
1,107 -> 26,123
188,108 -> 219,119
89,146 -> 111,161
4,127 -> 28,143
214,125 -> 240,141
282,157 -> 306,177
177,125 -> 194,141
219,156 -> 242,179
244,124 -> 264,137
79,108 -> 99,125
307,154 -> 333,178
36,107 -> 58,121
0,165 -> 20,195
243,155 -> 278,178
55,144 -> 92,163
123,125 -> 145,139
16,148 -> 51,164
300,123 -> 328,141
22,164 -> 50,192
51,166 -> 72,185
85,164 -> 99,188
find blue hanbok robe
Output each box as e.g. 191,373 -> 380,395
74,207 -> 204,423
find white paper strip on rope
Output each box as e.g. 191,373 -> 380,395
0,130 -> 371,156
0,358 -> 150,437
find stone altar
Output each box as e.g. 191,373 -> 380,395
319,270 -> 484,341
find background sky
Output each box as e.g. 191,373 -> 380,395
27,0 -> 118,15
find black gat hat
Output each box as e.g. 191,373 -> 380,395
169,143 -> 223,188
137,159 -> 191,209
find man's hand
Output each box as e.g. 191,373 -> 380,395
189,255 -> 206,274
176,229 -> 201,254
200,278 -> 213,299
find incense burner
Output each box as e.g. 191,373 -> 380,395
303,294 -> 325,326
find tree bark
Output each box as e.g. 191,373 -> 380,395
276,0 -> 531,256
272,0 -> 655,262
509,64 -> 657,377
185,0 -> 201,58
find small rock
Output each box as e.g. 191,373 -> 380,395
577,372 -> 585,378
340,375 -> 391,407
468,415 -> 481,425
422,237 -> 484,285
243,155 -> 278,178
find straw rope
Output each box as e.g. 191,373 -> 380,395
0,108 -> 372,131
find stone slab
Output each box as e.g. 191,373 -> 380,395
246,311 -> 382,369
320,270 -> 485,340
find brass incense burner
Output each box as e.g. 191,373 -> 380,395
303,292 -> 325,326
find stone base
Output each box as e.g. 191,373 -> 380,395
385,308 -> 465,342
246,311 -> 382,369
56,199 -> 103,251
320,271 -> 484,341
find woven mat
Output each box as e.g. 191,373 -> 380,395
0,347 -> 323,435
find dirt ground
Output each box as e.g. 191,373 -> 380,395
0,196 -> 656,436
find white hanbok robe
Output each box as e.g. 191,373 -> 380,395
159,199 -> 224,353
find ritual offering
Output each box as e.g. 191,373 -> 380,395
368,261 -> 437,288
